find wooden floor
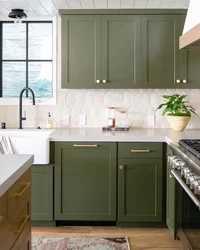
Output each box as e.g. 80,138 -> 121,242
32,226 -> 183,250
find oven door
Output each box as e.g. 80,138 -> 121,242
171,170 -> 200,250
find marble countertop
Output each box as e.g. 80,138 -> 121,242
0,155 -> 34,197
49,128 -> 200,145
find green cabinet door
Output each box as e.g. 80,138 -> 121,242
31,165 -> 53,221
185,49 -> 200,88
141,15 -> 187,89
118,159 -> 163,222
55,142 -> 117,221
61,15 -> 101,88
166,146 -> 176,239
102,15 -> 141,88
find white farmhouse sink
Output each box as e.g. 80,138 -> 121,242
0,129 -> 54,164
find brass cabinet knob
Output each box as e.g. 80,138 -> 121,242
119,165 -> 124,170
176,79 -> 181,83
102,79 -> 107,84
170,175 -> 174,179
182,79 -> 187,84
96,79 -> 101,84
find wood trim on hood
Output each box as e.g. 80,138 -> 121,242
179,23 -> 200,49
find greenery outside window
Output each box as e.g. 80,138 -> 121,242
0,21 -> 54,103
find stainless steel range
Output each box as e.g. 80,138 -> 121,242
169,140 -> 200,250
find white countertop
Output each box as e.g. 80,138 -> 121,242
0,155 -> 34,197
49,128 -> 200,144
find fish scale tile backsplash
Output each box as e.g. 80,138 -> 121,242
1,88 -> 200,129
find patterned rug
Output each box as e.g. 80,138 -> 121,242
32,236 -> 130,250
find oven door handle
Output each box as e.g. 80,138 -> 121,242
171,169 -> 200,210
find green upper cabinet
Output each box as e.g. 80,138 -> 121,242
61,10 -> 200,89
101,15 -> 141,88
61,15 -> 101,88
54,142 -> 117,221
141,15 -> 186,89
185,49 -> 200,88
61,15 -> 141,89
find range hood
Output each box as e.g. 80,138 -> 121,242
179,0 -> 200,49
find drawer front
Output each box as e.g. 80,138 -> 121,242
0,192 -> 9,249
8,169 -> 31,220
118,142 -> 163,159
2,202 -> 30,250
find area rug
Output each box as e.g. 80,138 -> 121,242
32,236 -> 130,250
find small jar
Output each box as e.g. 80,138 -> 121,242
116,110 -> 129,127
105,107 -> 115,128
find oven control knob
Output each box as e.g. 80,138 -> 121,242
169,156 -> 179,166
190,176 -> 200,189
194,182 -> 200,195
186,173 -> 196,185
183,167 -> 192,178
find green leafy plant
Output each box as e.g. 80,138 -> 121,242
156,94 -> 197,116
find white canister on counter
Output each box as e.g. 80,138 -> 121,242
105,107 -> 116,128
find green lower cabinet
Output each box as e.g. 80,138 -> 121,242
55,142 -> 117,221
31,165 -> 54,221
118,159 -> 163,222
166,147 -> 176,239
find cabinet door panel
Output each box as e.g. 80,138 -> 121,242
141,15 -> 187,88
55,142 -> 116,221
118,159 -> 163,222
186,50 -> 200,88
31,165 -> 53,221
102,15 -> 141,88
61,15 -> 101,89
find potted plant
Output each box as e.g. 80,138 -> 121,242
156,94 -> 197,131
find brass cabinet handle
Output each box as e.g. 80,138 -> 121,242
182,79 -> 187,84
102,79 -> 107,84
176,79 -> 181,83
170,175 -> 174,179
96,79 -> 101,84
73,144 -> 98,147
0,216 -> 3,223
12,215 -> 29,234
10,182 -> 30,197
131,149 -> 151,153
119,165 -> 124,170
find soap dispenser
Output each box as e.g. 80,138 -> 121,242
46,112 -> 53,128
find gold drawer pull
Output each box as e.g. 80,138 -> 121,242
13,215 -> 29,234
10,182 -> 30,197
170,175 -> 174,179
73,144 -> 98,147
131,149 -> 151,153
0,216 -> 3,222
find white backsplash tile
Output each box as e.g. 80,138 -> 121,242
0,89 -> 200,129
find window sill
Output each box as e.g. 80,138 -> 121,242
0,98 -> 56,106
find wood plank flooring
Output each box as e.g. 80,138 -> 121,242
32,226 -> 183,250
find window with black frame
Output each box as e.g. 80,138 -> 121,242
0,21 -> 53,98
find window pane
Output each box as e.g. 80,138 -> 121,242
28,23 -> 52,60
29,62 -> 52,98
3,62 -> 26,97
3,23 -> 26,60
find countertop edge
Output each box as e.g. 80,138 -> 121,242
0,155 -> 34,197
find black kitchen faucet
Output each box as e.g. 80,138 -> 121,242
19,87 -> 35,129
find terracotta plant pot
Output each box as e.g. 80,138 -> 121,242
166,115 -> 191,131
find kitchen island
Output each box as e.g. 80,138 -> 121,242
0,154 -> 34,250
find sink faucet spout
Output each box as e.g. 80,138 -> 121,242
19,87 -> 36,129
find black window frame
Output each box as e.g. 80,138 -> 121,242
0,20 -> 53,98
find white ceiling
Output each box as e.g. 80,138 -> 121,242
0,0 -> 190,17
